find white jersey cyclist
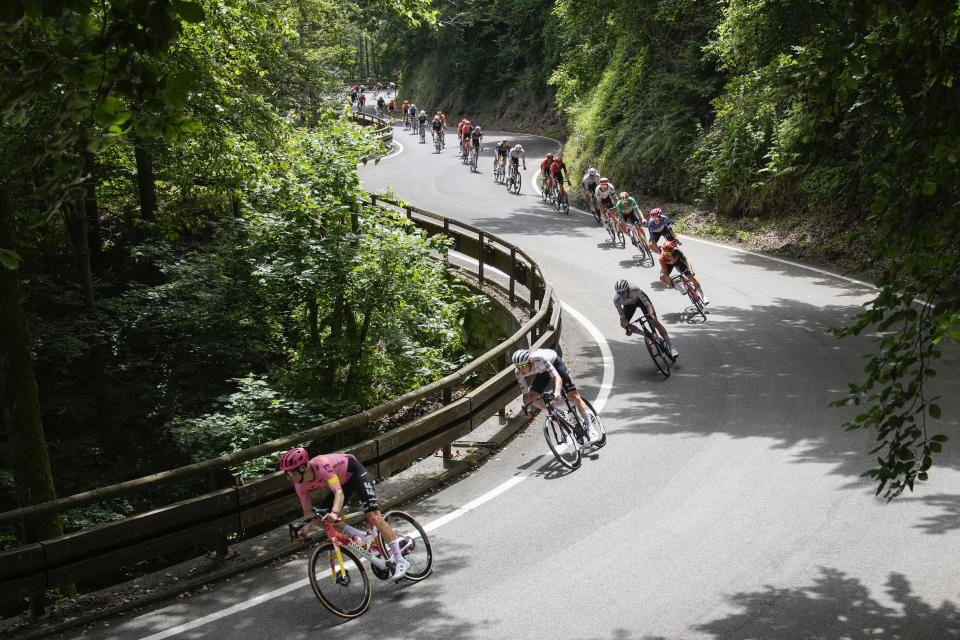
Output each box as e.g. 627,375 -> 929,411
511,348 -> 599,440
594,181 -> 616,203
582,171 -> 600,190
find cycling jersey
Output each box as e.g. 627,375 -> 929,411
418,113 -> 427,124
495,143 -> 510,156
613,284 -> 652,317
582,174 -> 599,188
293,453 -> 354,513
595,184 -> 616,202
509,148 -> 525,159
514,348 -> 560,394
432,118 -> 444,131
471,129 -> 482,145
615,197 -> 642,220
549,160 -> 566,177
647,214 -> 672,234
540,158 -> 553,172
660,249 -> 691,275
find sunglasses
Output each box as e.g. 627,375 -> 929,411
617,289 -> 627,296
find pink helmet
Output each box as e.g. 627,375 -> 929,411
599,177 -> 609,185
279,447 -> 309,471
650,207 -> 663,216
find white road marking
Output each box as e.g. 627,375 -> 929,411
562,303 -> 614,413
137,476 -> 530,640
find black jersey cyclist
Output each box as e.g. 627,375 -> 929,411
494,139 -> 510,170
512,348 -> 600,442
613,279 -> 678,358
431,115 -> 445,146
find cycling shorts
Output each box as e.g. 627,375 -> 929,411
619,211 -> 641,226
496,147 -> 509,157
319,456 -> 380,513
529,356 -> 577,395
622,301 -> 655,324
599,195 -> 614,208
649,228 -> 677,245
586,182 -> 598,193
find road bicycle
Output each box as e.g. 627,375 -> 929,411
603,211 -> 624,247
526,391 -> 605,470
376,105 -> 385,119
470,145 -> 480,172
506,163 -> 522,193
555,182 -> 570,215
434,130 -> 443,153
493,155 -> 505,183
403,114 -> 410,131
627,312 -> 676,377
671,273 -> 707,321
539,173 -> 550,203
587,192 -> 602,224
289,507 -> 434,618
419,124 -> 426,144
627,223 -> 653,263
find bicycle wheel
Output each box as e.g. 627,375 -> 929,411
543,414 -> 581,469
580,398 -> 606,449
560,190 -> 570,215
615,225 -> 625,248
512,171 -> 521,194
380,511 -> 434,582
644,333 -> 671,377
591,199 -> 602,224
308,542 -> 372,619
687,285 -> 706,320
605,218 -> 617,244
471,149 -> 478,172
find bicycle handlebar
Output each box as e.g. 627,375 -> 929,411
288,507 -> 344,542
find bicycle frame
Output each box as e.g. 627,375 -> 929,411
290,509 -> 389,574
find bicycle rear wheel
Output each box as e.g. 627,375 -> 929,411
686,283 -> 706,320
644,333 -> 671,377
308,542 -> 372,618
544,415 -> 582,469
380,511 -> 434,582
560,190 -> 570,215
615,225 -> 625,248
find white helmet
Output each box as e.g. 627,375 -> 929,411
514,144 -> 524,151
588,167 -> 598,176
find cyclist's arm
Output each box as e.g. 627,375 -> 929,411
322,487 -> 345,524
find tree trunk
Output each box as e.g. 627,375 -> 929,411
63,201 -> 95,309
133,135 -> 157,222
83,150 -> 101,261
0,200 -> 65,545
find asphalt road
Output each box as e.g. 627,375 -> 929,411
69,121 -> 960,640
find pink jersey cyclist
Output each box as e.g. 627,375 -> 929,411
294,453 -> 355,513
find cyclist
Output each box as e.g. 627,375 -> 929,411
401,100 -> 410,126
494,139 -> 510,171
613,279 -> 679,358
549,153 -> 571,200
511,348 -> 600,442
582,167 -> 600,206
539,152 -> 554,192
431,114 -> 445,147
408,104 -> 419,132
417,110 -> 428,138
470,125 -> 483,157
376,95 -> 386,117
508,144 -> 526,179
460,120 -> 473,156
388,81 -> 396,94
594,177 -> 617,220
658,241 -> 709,305
373,81 -> 383,95
646,208 -> 679,254
387,97 -> 396,120
357,92 -> 366,110
614,192 -> 647,246
435,110 -> 447,126
280,447 -> 410,580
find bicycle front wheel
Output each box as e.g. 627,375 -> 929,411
544,415 -> 582,469
560,191 -> 570,215
687,285 -> 706,320
615,225 -> 625,248
380,511 -> 434,581
644,334 -> 671,377
308,542 -> 372,618
582,398 -> 606,449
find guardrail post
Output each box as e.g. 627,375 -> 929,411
509,248 -> 516,303
405,206 -> 412,220
498,337 -> 507,422
208,469 -> 230,559
441,387 -> 454,460
370,194 -> 377,206
478,232 -> 485,286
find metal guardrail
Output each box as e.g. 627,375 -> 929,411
0,197 -> 562,602
350,110 -> 392,144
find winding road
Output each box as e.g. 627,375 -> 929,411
69,122 -> 960,640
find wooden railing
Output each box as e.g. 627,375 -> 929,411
0,197 -> 562,603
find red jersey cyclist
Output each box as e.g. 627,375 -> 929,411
614,279 -> 679,358
549,153 -> 571,197
539,152 -> 554,192
659,241 -> 709,305
512,348 -> 600,443
280,447 -> 410,581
